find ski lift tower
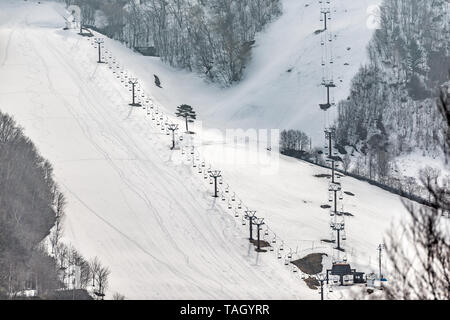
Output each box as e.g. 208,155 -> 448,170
316,273 -> 326,300
94,38 -> 104,63
320,6 -> 331,31
319,79 -> 336,111
254,218 -> 265,252
128,78 -> 142,107
167,124 -> 179,150
209,170 -> 222,198
330,220 -> 345,251
328,183 -> 342,216
244,210 -> 257,241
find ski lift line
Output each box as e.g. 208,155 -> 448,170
95,44 -> 318,290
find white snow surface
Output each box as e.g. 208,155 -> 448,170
0,0 -> 408,300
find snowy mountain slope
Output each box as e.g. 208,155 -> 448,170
0,0 -> 317,300
0,0 -> 409,300
90,0 -> 380,144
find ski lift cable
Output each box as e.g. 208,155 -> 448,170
99,44 -> 319,289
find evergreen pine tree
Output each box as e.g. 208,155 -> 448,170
175,104 -> 197,133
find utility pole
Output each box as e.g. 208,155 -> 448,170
378,244 -> 385,280
244,210 -> 257,241
128,78 -> 141,107
254,218 -> 265,252
167,124 -> 179,150
209,170 -> 222,198
94,38 -> 104,63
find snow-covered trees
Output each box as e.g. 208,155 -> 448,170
64,0 -> 282,85
0,111 -> 110,299
0,112 -> 59,298
280,129 -> 310,156
383,84 -> 450,300
335,0 -> 449,188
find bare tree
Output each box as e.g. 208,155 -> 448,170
342,154 -> 351,173
89,257 -> 102,289
112,292 -> 126,300
382,82 -> 450,300
96,265 -> 111,300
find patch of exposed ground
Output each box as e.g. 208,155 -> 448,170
291,253 -> 327,275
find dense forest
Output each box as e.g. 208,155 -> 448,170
334,0 -> 450,192
62,0 -> 282,85
0,112 -> 109,299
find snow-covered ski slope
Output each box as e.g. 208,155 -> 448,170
0,0 -> 408,300
92,0 -> 381,144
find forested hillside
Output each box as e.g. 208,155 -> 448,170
0,112 -> 107,299
64,0 -> 282,85
0,112 -> 61,297
335,0 -> 450,184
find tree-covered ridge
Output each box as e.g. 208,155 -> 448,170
335,0 -> 450,182
0,112 -> 109,299
66,0 -> 282,85
0,112 -> 59,297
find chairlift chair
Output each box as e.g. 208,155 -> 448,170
287,250 -> 292,259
